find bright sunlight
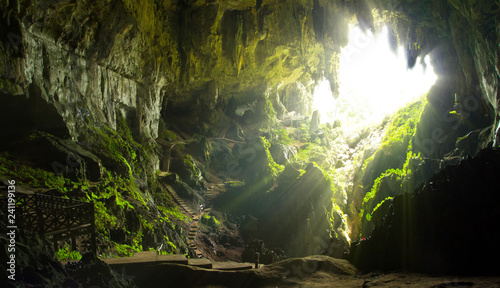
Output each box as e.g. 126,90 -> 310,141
313,25 -> 438,127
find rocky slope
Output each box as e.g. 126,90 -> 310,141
349,148 -> 500,275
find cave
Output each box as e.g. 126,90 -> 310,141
1,0 -> 499,287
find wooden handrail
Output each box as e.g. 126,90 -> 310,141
0,193 -> 96,255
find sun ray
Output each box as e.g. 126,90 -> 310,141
313,26 -> 438,128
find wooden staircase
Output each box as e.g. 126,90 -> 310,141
163,183 -> 203,258
159,170 -> 226,260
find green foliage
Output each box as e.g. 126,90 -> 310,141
276,127 -> 292,145
361,98 -> 426,186
93,201 -> 117,233
113,243 -> 139,257
157,205 -> 187,223
81,111 -> 158,192
55,246 -> 82,261
372,196 -> 393,216
358,99 -> 427,237
164,236 -> 177,252
183,154 -> 196,173
260,136 -> 284,178
0,152 -> 73,193
295,123 -> 311,142
295,142 -> 324,165
225,180 -> 245,187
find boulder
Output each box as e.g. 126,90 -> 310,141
310,110 -> 320,132
349,148 -> 500,275
12,132 -> 103,181
241,239 -> 286,264
269,142 -> 297,165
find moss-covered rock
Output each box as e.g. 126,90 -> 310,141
349,148 -> 500,275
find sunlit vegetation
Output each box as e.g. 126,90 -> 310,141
0,152 -> 72,192
358,98 -> 427,237
256,89 -> 430,244
79,111 -> 157,191
0,115 -> 186,256
201,214 -> 222,233
112,243 -> 140,258
55,245 -> 82,261
261,136 -> 285,178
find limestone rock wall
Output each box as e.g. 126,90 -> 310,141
1,0 -> 355,143
2,0 -> 497,152
374,0 -> 500,155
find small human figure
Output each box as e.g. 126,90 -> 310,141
200,204 -> 203,213
269,251 -> 275,264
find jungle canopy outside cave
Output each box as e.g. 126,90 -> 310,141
313,25 -> 438,129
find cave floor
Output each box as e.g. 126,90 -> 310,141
125,256 -> 500,288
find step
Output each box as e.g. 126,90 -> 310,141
211,261 -> 254,270
133,251 -> 158,258
101,253 -> 188,265
194,249 -> 203,258
188,258 -> 212,269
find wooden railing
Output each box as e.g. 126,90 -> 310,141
0,193 -> 96,255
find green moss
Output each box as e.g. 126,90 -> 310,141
372,196 -> 393,216
329,202 -> 348,238
295,123 -> 311,142
183,154 -> 196,173
55,246 -> 82,261
225,180 -> 245,187
158,205 -> 187,223
0,77 -> 18,94
296,142 -> 325,165
80,111 -> 158,191
203,214 -> 221,226
260,136 -> 284,178
164,235 -> 177,252
113,243 -> 139,257
93,201 -> 117,233
1,119 -> 173,257
0,152 -> 74,193
276,127 -> 292,145
264,96 -> 278,125
358,98 -> 427,237
361,98 -> 426,187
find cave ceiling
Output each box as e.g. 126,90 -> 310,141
0,0 -> 498,143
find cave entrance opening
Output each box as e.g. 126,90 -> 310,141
312,25 -> 437,129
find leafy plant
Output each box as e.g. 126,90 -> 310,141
113,243 -> 139,257
0,152 -> 73,192
55,246 -> 82,261
260,137 -> 284,178
358,98 -> 427,237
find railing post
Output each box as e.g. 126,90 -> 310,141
65,207 -> 75,251
34,193 -> 44,236
90,201 -> 97,256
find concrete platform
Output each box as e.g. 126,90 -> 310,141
101,252 -> 188,266
187,258 -> 213,268
211,261 -> 254,270
64,252 -> 258,272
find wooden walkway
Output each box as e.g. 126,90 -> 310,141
0,193 -> 96,254
98,251 -> 254,270
163,183 -> 203,258
160,171 -> 225,259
